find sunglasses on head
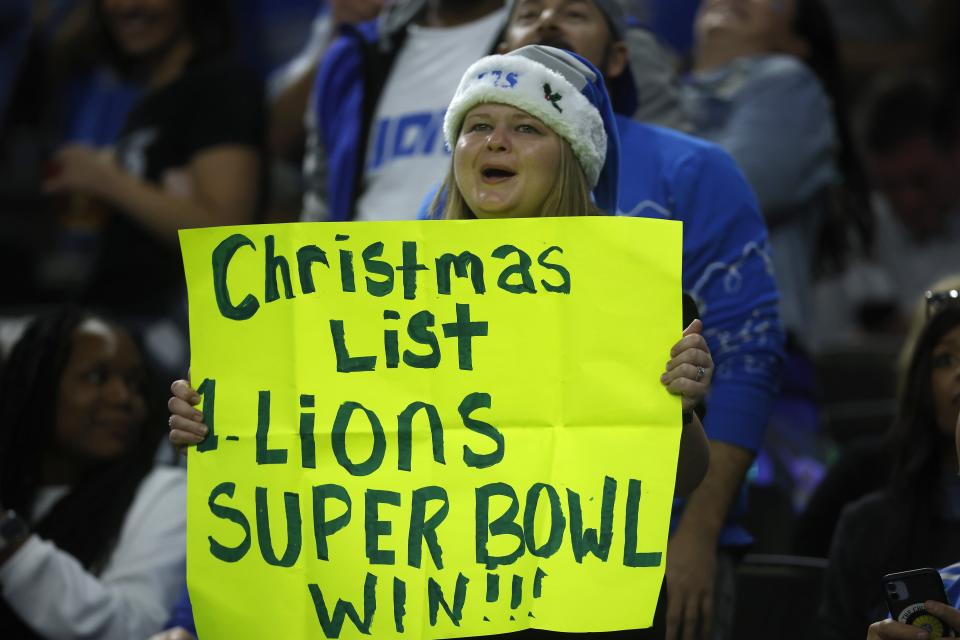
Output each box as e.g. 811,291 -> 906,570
925,288 -> 960,318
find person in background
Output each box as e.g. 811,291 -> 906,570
267,0 -> 385,163
0,308 -> 186,639
860,76 -> 960,320
796,274 -> 960,558
819,300 -> 960,639
867,389 -> 960,640
812,74 -> 960,346
258,0 -> 385,219
866,318 -> 960,640
303,0 -> 507,222
683,0 -> 869,351
42,0 -> 265,320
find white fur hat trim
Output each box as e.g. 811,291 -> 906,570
443,53 -> 607,188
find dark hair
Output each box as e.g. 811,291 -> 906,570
0,308 -> 162,635
880,305 -> 960,567
862,74 -> 960,156
790,0 -> 874,274
54,0 -> 236,80
887,305 -> 960,494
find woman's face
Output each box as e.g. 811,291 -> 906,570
101,0 -> 186,58
453,103 -> 563,219
695,0 -> 794,49
54,319 -> 147,463
931,324 -> 960,439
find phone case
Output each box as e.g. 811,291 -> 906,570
883,568 -> 957,638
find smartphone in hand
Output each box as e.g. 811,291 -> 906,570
883,568 -> 957,638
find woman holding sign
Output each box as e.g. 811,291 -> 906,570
165,45 -> 712,640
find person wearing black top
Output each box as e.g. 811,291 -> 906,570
42,0 -> 266,315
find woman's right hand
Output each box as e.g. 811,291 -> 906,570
168,379 -> 207,452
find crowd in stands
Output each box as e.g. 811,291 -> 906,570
0,0 -> 958,639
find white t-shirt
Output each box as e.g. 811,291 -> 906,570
356,9 -> 507,221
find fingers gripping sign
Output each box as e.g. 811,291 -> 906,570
168,377 -> 208,452
661,319 -> 713,414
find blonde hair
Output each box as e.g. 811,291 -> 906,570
430,136 -> 603,220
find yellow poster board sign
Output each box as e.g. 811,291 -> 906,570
180,217 -> 682,639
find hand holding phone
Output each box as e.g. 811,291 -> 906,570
883,569 -> 958,638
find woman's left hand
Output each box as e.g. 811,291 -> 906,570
43,144 -> 122,199
866,599 -> 960,638
661,319 -> 713,412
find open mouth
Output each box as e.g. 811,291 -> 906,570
481,167 -> 517,184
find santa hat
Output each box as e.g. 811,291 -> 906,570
443,45 -> 620,214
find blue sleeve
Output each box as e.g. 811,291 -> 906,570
164,587 -> 196,635
714,57 -> 836,222
418,183 -> 443,219
674,145 -> 785,451
942,562 -> 960,608
309,23 -> 374,221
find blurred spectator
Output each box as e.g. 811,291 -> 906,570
40,0 -> 266,324
863,75 -> 960,248
643,0 -> 960,93
266,1 -> 385,141
796,275 -> 960,558
303,0 -> 507,221
682,0 -> 869,351
0,308 -> 185,638
262,1 -> 385,219
812,75 -> 960,346
818,300 -> 960,640
41,2 -> 141,149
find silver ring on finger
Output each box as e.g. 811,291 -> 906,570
168,415 -> 175,427
695,365 -> 706,382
